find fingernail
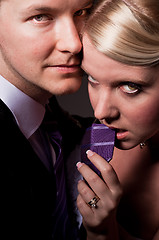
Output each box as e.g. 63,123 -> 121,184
86,150 -> 94,157
76,162 -> 84,169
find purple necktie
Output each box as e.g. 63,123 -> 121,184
42,111 -> 79,239
81,123 -> 116,176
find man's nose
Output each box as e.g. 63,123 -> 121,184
55,18 -> 82,54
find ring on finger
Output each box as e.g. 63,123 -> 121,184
87,195 -> 100,208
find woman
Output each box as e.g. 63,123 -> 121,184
76,0 -> 159,239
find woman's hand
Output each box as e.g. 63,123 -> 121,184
76,150 -> 123,240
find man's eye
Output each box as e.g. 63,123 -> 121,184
120,82 -> 141,94
32,14 -> 52,23
75,7 -> 92,17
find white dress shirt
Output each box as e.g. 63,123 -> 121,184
0,75 -> 56,169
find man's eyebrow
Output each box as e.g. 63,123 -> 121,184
25,0 -> 94,13
82,0 -> 94,8
24,6 -> 57,14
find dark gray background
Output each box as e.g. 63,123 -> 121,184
57,0 -> 99,117
57,75 -> 94,117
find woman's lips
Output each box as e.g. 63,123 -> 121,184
116,129 -> 129,140
102,124 -> 129,141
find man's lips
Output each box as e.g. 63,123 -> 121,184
54,63 -> 80,67
54,64 -> 80,68
55,64 -> 81,73
44,63 -> 81,73
44,61 -> 81,67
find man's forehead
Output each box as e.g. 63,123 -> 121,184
0,0 -> 93,8
0,0 -> 94,19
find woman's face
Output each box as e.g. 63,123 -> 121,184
82,34 -> 159,149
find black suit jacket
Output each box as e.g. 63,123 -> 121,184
0,97 -> 93,240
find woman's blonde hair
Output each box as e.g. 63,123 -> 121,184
84,0 -> 159,66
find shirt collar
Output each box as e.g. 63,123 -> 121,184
0,75 -> 46,139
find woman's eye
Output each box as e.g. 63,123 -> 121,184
88,75 -> 99,84
120,82 -> 141,94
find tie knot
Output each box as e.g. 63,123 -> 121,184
41,104 -> 63,147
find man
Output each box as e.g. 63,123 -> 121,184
0,0 -> 94,239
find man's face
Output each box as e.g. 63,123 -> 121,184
0,0 -> 93,103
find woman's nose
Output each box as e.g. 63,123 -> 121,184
94,94 -> 120,124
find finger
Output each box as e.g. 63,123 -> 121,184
77,161 -> 109,193
77,179 -> 96,202
80,151 -> 122,198
76,194 -> 94,223
87,150 -> 120,185
77,164 -> 120,221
